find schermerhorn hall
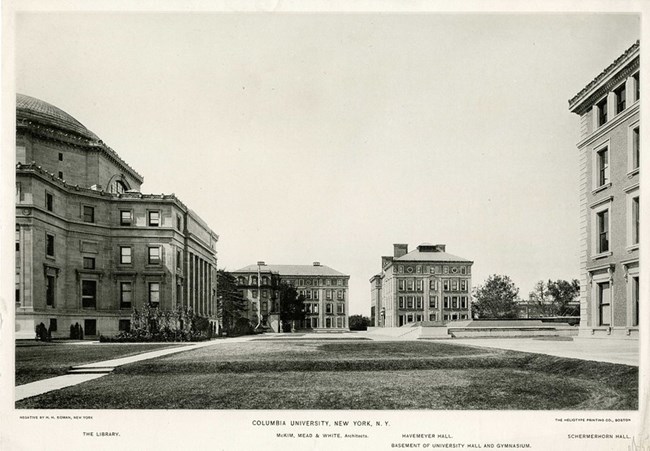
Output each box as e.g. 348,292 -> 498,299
15,94 -> 219,338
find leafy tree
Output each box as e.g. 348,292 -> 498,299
278,282 -> 305,332
472,274 -> 520,319
527,280 -> 555,317
216,269 -> 249,335
526,279 -> 580,317
547,279 -> 580,316
348,315 -> 371,331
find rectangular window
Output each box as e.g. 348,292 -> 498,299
597,147 -> 610,186
58,152 -> 63,161
415,279 -> 423,291
149,282 -> 160,307
46,193 -> 53,212
443,296 -> 450,309
120,246 -> 132,264
58,171 -> 63,179
252,289 -> 258,298
460,280 -> 467,291
84,319 -> 97,336
632,127 -> 640,170
632,276 -> 639,327
119,319 -> 131,332
337,303 -> 345,314
615,83 -> 626,113
399,296 -> 404,309
46,275 -> 55,306
176,214 -> 182,231
49,318 -> 57,332
176,250 -> 182,269
46,234 -> 55,257
429,295 -> 438,308
452,296 -> 458,309
326,303 -> 333,314
429,280 -> 437,291
443,279 -> 450,291
416,297 -> 422,309
313,304 -> 319,314
120,282 -> 132,309
429,313 -> 436,321
337,290 -> 343,300
406,279 -> 414,291
452,279 -> 458,291
461,296 -> 468,309
83,205 -> 95,223
597,210 -> 609,253
634,72 -> 640,101
398,279 -> 405,291
148,247 -> 161,265
83,257 -> 95,269
326,290 -> 332,300
407,296 -> 413,309
82,280 -> 97,309
632,196 -> 640,245
148,211 -> 160,227
120,210 -> 132,226
597,282 -> 611,326
597,97 -> 607,126
460,266 -> 466,275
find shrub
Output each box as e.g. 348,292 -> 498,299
99,305 -> 213,342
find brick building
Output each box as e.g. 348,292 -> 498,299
370,243 -> 473,327
568,42 -> 640,338
15,94 -> 219,338
232,262 -> 350,331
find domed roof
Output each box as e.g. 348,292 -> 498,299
16,93 -> 99,141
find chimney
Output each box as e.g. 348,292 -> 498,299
313,261 -> 321,266
393,243 -> 408,258
434,244 -> 446,252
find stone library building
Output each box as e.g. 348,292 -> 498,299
15,94 -> 219,339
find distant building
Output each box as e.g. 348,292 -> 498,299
232,262 -> 350,331
370,243 -> 473,327
568,41 -> 640,338
15,94 -> 219,338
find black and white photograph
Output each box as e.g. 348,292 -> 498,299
1,1 -> 648,450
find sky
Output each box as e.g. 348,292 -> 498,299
14,12 -> 640,315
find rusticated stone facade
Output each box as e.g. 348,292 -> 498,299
568,41 -> 640,339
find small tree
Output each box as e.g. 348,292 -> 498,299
472,274 -> 520,319
547,279 -> 580,316
278,282 -> 305,332
348,315 -> 371,331
216,269 -> 249,335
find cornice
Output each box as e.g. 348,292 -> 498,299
569,41 -> 640,114
18,124 -> 144,183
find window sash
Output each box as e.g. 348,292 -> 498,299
120,210 -> 132,225
597,148 -> 609,186
120,282 -> 132,308
148,247 -> 161,264
81,280 -> 97,308
120,247 -> 132,264
83,206 -> 95,223
598,210 -> 609,253
148,211 -> 160,226
149,282 -> 160,305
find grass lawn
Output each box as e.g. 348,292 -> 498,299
15,341 -> 189,386
15,340 -> 638,410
